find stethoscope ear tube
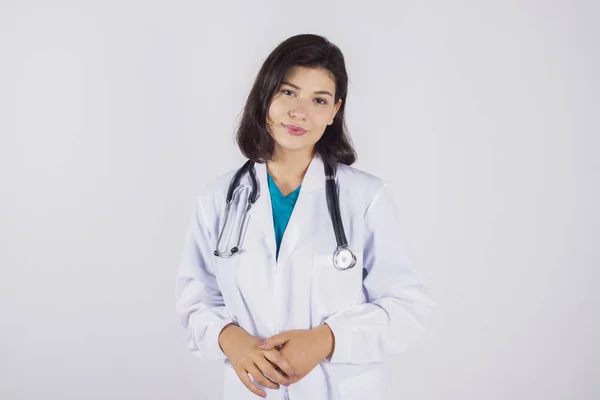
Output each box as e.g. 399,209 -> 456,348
324,162 -> 346,247
215,160 -> 257,258
227,160 -> 253,202
331,172 -> 348,246
247,161 -> 259,204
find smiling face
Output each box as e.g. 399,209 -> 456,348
266,66 -> 342,159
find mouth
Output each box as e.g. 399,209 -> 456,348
282,123 -> 308,136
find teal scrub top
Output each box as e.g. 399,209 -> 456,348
267,173 -> 301,259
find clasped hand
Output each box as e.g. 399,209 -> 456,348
219,324 -> 334,398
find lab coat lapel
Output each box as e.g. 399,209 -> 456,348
276,154 -> 325,267
249,162 -> 277,259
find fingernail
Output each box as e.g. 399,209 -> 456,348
260,392 -> 266,398
258,341 -> 266,348
290,372 -> 297,378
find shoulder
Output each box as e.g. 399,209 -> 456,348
336,163 -> 383,183
336,163 -> 385,192
191,166 -> 239,211
335,163 -> 387,208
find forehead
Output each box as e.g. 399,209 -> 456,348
282,66 -> 336,92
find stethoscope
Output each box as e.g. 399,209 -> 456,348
213,160 -> 357,270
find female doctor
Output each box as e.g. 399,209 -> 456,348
175,34 -> 434,400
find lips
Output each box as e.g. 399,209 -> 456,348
283,123 -> 307,136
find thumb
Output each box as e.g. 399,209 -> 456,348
258,333 -> 288,350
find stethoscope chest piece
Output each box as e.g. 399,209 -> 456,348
333,246 -> 356,270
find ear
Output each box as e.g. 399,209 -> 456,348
329,99 -> 342,125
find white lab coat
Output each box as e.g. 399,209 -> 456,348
175,154 -> 434,400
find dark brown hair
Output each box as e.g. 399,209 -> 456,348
235,34 -> 357,167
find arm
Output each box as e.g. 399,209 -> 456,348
175,198 -> 234,360
322,183 -> 436,364
175,198 -> 297,397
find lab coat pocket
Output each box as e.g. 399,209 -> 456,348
337,368 -> 392,400
214,255 -> 243,297
312,254 -> 362,315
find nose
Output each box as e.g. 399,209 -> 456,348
289,100 -> 309,120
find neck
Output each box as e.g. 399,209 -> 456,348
267,146 -> 314,181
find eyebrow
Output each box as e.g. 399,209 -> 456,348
281,81 -> 334,98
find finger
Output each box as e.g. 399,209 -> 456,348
256,357 -> 290,386
268,360 -> 285,376
247,363 -> 280,391
263,349 -> 296,380
234,368 -> 267,398
258,334 -> 288,350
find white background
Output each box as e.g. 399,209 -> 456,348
1,1 -> 598,399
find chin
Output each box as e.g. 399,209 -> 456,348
276,142 -> 312,153
269,128 -> 305,146
273,136 -> 315,153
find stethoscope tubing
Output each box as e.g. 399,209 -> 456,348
214,160 -> 355,270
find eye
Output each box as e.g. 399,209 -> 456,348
315,98 -> 328,105
281,89 -> 295,96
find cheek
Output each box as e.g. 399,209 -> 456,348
268,99 -> 286,120
266,105 -> 278,134
314,109 -> 333,126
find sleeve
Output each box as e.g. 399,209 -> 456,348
175,198 -> 236,360
322,183 -> 436,365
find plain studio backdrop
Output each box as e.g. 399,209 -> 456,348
1,1 -> 598,399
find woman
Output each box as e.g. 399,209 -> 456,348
175,34 -> 434,400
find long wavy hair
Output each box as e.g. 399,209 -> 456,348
235,34 -> 357,167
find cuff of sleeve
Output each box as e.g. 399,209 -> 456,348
213,319 -> 237,360
321,317 -> 352,364
189,313 -> 236,361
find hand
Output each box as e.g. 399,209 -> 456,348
258,325 -> 335,384
219,324 -> 296,398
